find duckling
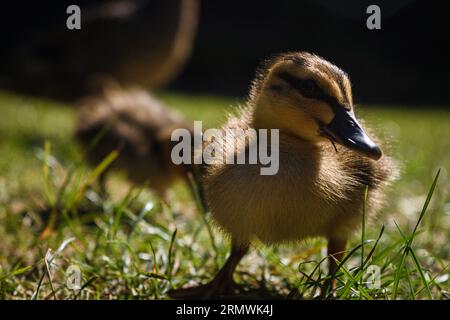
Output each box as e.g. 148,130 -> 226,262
169,52 -> 398,299
75,84 -> 194,197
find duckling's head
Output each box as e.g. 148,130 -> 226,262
251,52 -> 382,160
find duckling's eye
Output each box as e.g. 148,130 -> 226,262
299,79 -> 320,96
276,71 -> 323,99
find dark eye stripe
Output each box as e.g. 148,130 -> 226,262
276,71 -> 350,113
276,71 -> 324,99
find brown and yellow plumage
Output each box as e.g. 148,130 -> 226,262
170,51 -> 399,299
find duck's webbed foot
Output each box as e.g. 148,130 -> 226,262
168,243 -> 248,299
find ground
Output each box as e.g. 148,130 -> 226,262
0,90 -> 449,299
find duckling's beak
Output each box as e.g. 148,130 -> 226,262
320,109 -> 382,160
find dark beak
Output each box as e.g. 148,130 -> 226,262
321,109 -> 382,160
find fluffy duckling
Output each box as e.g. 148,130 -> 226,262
75,85 -> 194,197
169,52 -> 397,298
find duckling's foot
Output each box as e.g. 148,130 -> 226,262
319,280 -> 335,299
168,277 -> 238,299
168,243 -> 248,299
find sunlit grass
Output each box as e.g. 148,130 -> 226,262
0,90 -> 449,299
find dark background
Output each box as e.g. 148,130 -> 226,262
1,0 -> 449,105
171,0 -> 450,104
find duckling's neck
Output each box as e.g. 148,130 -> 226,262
249,101 -> 321,152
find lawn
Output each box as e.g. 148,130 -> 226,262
0,90 -> 449,299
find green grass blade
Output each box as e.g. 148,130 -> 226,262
411,169 -> 441,238
42,141 -> 55,206
0,266 -> 32,282
392,169 -> 440,299
187,172 -> 219,266
362,225 -> 385,268
408,247 -> 433,299
361,186 -> 368,267
360,186 -> 368,298
167,228 -> 178,283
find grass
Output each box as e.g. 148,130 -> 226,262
0,90 -> 449,300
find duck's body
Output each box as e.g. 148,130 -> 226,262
204,116 -> 392,246
170,51 -> 397,299
76,85 -> 193,196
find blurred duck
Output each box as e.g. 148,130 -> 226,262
0,0 -> 199,102
75,84 -> 194,197
169,52 -> 398,298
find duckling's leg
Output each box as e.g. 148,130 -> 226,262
168,243 -> 248,299
322,237 -> 347,298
